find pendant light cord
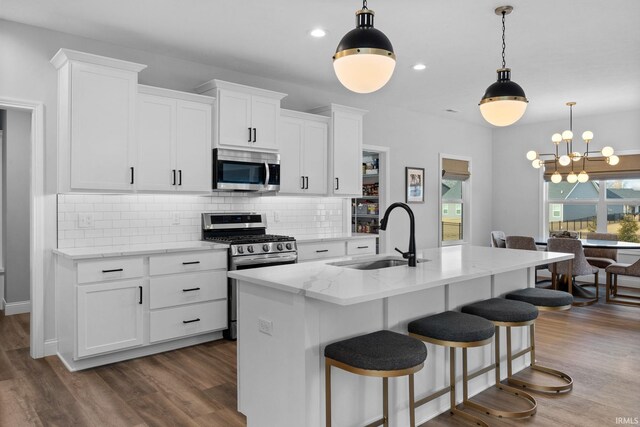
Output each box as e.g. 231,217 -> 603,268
501,11 -> 507,68
362,0 -> 368,10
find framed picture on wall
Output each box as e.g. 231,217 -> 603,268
405,167 -> 425,203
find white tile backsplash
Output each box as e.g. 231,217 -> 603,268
57,194 -> 345,249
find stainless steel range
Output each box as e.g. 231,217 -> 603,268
201,212 -> 297,340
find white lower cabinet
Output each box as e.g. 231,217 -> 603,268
77,279 -> 144,357
150,300 -> 227,343
55,249 -> 228,370
297,237 -> 378,262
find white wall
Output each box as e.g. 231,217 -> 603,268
1,109 -> 31,304
492,109 -> 640,237
0,19 -> 493,343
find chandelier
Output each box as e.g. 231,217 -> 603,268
526,102 -> 618,184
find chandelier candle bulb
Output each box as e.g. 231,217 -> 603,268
578,171 -> 589,183
601,146 -> 614,157
582,131 -> 594,142
551,171 -> 562,183
567,172 -> 578,183
552,133 -> 563,143
559,155 -> 571,166
526,150 -> 538,161
607,155 -> 620,166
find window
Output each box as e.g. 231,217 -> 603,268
546,178 -> 640,241
440,156 -> 471,245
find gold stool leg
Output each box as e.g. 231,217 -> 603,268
507,323 -> 573,393
463,325 -> 538,419
408,374 -> 415,427
325,360 -> 332,427
382,377 -> 389,427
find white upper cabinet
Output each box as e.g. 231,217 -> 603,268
51,49 -> 147,192
137,86 -> 213,193
280,110 -> 328,195
309,104 -> 367,197
196,79 -> 286,151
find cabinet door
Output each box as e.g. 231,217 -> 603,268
76,280 -> 143,358
251,95 -> 280,150
176,100 -> 212,192
303,121 -> 328,195
137,94 -> 176,191
218,89 -> 252,148
332,111 -> 363,196
279,116 -> 304,194
70,62 -> 137,191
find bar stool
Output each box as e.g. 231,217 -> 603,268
324,330 -> 427,427
408,311 -> 536,426
504,288 -> 574,393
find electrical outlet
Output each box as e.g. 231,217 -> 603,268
273,211 -> 280,223
171,212 -> 180,225
258,318 -> 273,336
78,213 -> 94,229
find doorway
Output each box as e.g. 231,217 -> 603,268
0,99 -> 46,359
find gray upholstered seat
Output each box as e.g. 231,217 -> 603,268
462,298 -> 538,323
506,235 -> 549,272
606,259 -> 640,276
547,237 -> 598,276
408,311 -> 494,343
491,231 -> 506,248
505,288 -> 573,307
584,232 -> 618,269
324,330 -> 427,371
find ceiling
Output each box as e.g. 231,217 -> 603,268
2,0 -> 639,127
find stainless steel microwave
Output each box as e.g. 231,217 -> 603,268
212,149 -> 280,192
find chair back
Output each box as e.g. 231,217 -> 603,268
547,237 -> 596,276
583,232 -> 618,262
505,236 -> 538,251
490,231 -> 506,248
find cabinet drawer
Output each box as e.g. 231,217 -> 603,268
149,270 -> 227,309
149,300 -> 227,343
297,241 -> 346,261
77,257 -> 144,284
149,250 -> 227,276
347,239 -> 377,256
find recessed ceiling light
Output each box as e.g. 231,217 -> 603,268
310,28 -> 327,38
412,63 -> 427,71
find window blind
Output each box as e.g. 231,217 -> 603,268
442,158 -> 470,181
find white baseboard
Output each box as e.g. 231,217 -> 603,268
44,339 -> 58,357
3,300 -> 31,315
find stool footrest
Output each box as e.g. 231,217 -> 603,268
508,364 -> 573,393
463,384 -> 537,419
414,386 -> 449,408
363,417 -> 386,427
466,363 -> 495,382
451,407 -> 490,427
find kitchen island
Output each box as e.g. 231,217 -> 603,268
228,245 -> 573,427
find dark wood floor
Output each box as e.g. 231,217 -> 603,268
1,293 -> 638,426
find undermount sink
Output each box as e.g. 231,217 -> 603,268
329,256 -> 429,270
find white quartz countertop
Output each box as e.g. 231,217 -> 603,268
53,241 -> 228,259
228,245 -> 573,306
295,233 -> 377,243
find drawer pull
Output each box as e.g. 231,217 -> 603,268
182,261 -> 201,265
357,246 -> 369,249
102,268 -> 124,273
316,249 -> 329,253
138,286 -> 143,304
182,318 -> 201,324
182,287 -> 201,292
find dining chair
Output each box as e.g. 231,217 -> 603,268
547,237 -> 599,306
505,236 -> 550,286
605,258 -> 640,307
583,232 -> 618,269
490,231 -> 506,248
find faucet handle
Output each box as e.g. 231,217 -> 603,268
394,247 -> 409,259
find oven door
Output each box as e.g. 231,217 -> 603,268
213,149 -> 280,192
225,252 -> 297,340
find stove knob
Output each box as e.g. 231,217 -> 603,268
286,243 -> 293,250
263,244 -> 270,252
247,245 -> 254,253
237,246 -> 244,254
277,243 -> 284,251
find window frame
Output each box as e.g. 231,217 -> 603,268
439,153 -> 471,247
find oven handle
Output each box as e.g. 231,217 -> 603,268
230,253 -> 297,268
264,161 -> 270,189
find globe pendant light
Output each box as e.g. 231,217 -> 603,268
479,6 -> 528,126
333,0 -> 396,94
